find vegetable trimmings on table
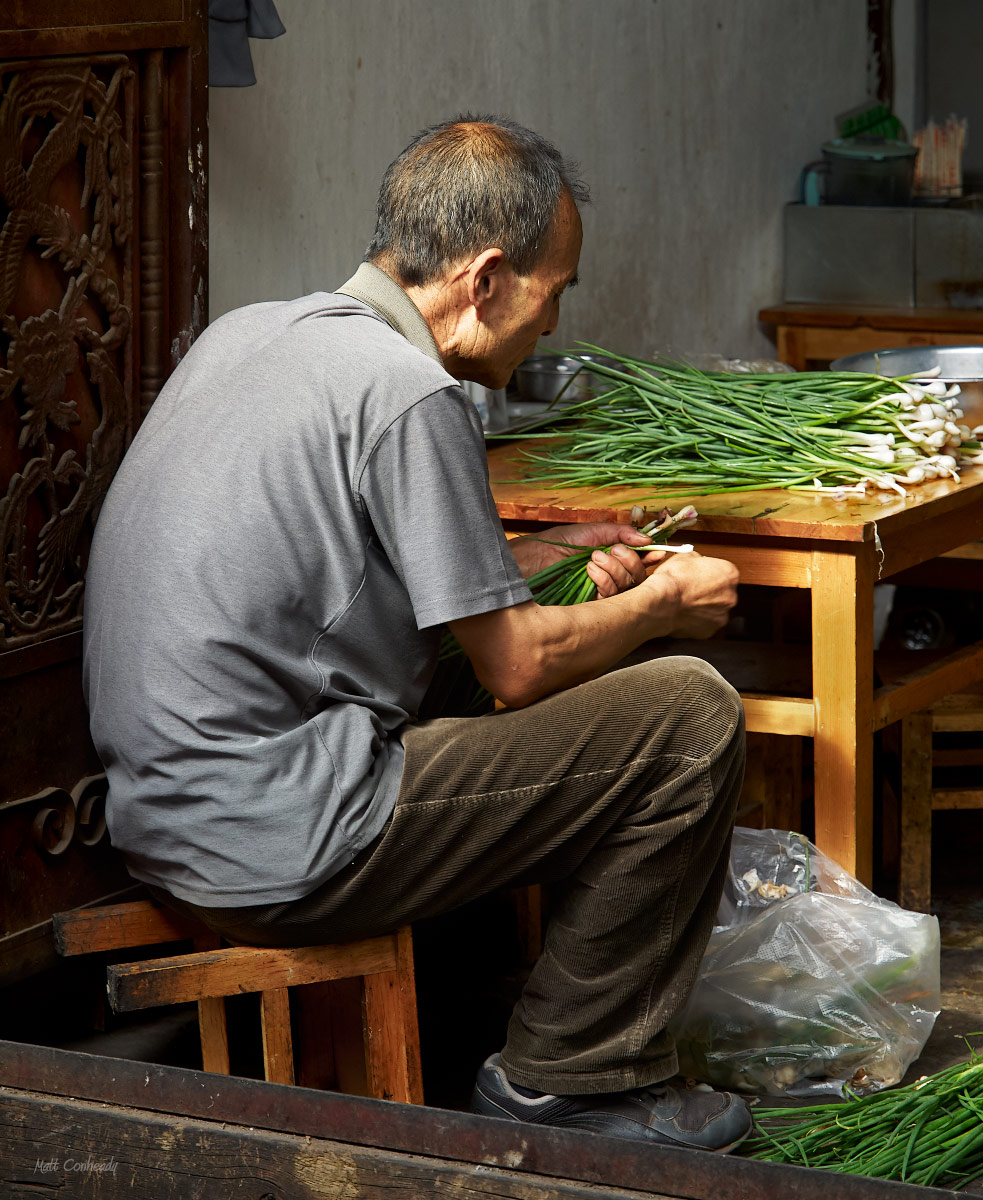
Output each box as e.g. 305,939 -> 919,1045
745,1044 -> 983,1189
507,348 -> 983,499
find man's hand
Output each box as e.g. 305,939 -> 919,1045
645,550 -> 740,638
510,521 -> 666,598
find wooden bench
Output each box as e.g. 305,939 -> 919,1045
53,899 -> 423,1103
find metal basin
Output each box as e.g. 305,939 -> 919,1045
513,355 -> 593,404
832,344 -> 983,422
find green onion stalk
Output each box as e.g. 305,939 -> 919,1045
744,1040 -> 983,1189
497,346 -> 983,500
436,505 -> 699,712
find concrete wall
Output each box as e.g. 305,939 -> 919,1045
208,0 -> 868,362
925,0 -> 982,178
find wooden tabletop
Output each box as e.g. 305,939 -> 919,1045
487,437 -> 983,547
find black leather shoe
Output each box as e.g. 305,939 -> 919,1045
470,1054 -> 752,1153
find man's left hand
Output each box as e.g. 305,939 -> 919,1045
510,522 -> 666,599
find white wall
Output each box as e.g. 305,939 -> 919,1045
208,0 -> 868,361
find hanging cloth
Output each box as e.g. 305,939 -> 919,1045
209,0 -> 285,87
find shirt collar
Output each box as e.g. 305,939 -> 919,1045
336,262 -> 443,366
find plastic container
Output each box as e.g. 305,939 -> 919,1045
802,137 -> 918,207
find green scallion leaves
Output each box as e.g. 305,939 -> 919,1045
505,347 -> 983,499
745,1043 -> 983,1189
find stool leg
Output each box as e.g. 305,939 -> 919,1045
260,987 -> 295,1085
362,927 -> 423,1104
900,711 -> 933,913
192,931 -> 230,1074
198,997 -> 231,1074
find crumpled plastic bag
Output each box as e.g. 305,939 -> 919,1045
670,827 -> 941,1098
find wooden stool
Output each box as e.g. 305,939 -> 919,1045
53,899 -> 423,1103
898,687 -> 983,913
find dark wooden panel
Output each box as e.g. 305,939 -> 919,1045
0,2 -> 209,985
0,1042 -> 955,1200
0,3 -> 195,58
1,1090 -> 674,1200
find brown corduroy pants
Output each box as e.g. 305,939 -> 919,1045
158,655 -> 745,1096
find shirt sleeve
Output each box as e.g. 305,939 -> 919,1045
356,385 -> 533,630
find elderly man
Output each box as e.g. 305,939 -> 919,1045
83,115 -> 749,1150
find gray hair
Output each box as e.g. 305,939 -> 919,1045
365,114 -> 589,287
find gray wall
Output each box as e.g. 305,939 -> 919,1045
208,0 -> 868,362
924,0 -> 983,179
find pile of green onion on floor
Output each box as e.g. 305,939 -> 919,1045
510,347 -> 983,499
745,1044 -> 983,1189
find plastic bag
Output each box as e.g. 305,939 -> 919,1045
670,827 -> 940,1098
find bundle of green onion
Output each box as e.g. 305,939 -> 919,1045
436,505 -> 698,711
746,1046 -> 983,1189
515,503 -> 698,606
509,347 -> 983,499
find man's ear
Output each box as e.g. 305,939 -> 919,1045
466,247 -> 508,313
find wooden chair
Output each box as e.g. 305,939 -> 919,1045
897,686 -> 983,913
52,898 -> 423,1103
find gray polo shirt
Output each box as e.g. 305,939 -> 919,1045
82,265 -> 531,906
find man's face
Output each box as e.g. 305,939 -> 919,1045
469,192 -> 583,390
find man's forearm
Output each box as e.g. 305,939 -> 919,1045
449,577 -> 682,709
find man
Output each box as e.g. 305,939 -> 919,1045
83,115 -> 749,1150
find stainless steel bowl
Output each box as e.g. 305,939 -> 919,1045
831,345 -> 983,422
513,355 -> 592,404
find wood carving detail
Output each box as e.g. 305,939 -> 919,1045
0,56 -> 134,650
28,773 -> 109,858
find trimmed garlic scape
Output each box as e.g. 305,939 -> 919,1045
500,350 -> 983,500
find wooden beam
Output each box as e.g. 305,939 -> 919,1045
108,936 -> 398,1012
0,1089 -> 678,1200
932,788 -> 983,811
741,695 -> 815,737
53,900 -> 201,955
0,1040 -> 939,1200
873,641 -> 983,730
687,541 -> 813,588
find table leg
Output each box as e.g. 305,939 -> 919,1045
775,324 -> 805,371
811,545 -> 876,884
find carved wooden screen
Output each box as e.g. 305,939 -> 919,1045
0,2 -> 207,984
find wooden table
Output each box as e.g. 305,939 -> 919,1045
487,440 -> 983,885
758,302 -> 983,370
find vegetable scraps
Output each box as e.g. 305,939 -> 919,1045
745,1042 -> 983,1189
507,348 -> 983,499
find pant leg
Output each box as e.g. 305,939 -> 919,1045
165,656 -> 745,1095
